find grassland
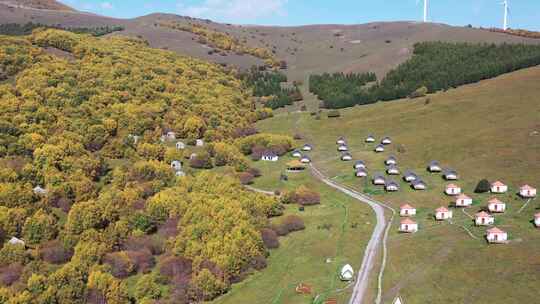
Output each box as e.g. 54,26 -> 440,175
211,156 -> 375,304
256,66 -> 540,303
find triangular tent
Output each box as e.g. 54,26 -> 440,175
393,296 -> 403,304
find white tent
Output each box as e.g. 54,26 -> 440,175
393,296 -> 403,304
340,264 -> 354,281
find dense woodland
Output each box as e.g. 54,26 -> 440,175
240,68 -> 303,109
0,29 -> 296,303
0,22 -> 124,37
310,42 -> 540,108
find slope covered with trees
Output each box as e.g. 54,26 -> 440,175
240,67 -> 302,109
0,29 -> 290,303
0,22 -> 124,37
309,42 -> 540,108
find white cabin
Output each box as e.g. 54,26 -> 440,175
166,131 -> 176,140
374,145 -> 385,153
336,137 -> 346,145
386,181 -> 399,192
195,139 -> 204,147
488,198 -> 506,213
365,135 -> 375,143
302,144 -> 313,151
33,186 -> 47,195
400,204 -> 416,217
490,181 -> 508,193
338,145 -> 349,152
520,185 -> 537,198
341,153 -> 353,161
455,194 -> 472,207
534,213 -> 540,227
176,141 -> 186,150
300,156 -> 311,164
445,184 -> 462,196
475,211 -> 494,226
411,180 -> 426,190
428,161 -> 442,172
291,150 -> 302,158
340,264 -> 354,281
373,175 -> 386,185
386,166 -> 400,175
261,152 -> 279,162
400,218 -> 418,233
435,207 -> 453,221
8,237 -> 25,246
355,168 -> 368,177
354,161 -> 366,169
171,160 -> 182,171
486,227 -> 508,244
381,137 -> 392,145
385,156 -> 397,166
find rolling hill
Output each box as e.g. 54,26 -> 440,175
2,1 -> 540,80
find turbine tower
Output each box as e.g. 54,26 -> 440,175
502,0 -> 509,30
423,0 -> 428,22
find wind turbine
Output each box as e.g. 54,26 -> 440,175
502,0 -> 509,30
416,0 -> 428,22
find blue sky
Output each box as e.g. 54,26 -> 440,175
61,0 -> 540,30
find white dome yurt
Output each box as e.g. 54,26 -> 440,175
340,264 -> 354,281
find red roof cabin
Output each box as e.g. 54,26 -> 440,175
490,181 -> 508,193
486,227 -> 508,244
435,206 -> 453,221
445,184 -> 462,196
475,211 -> 494,226
488,198 -> 506,213
400,204 -> 416,217
519,185 -> 537,198
399,218 -> 418,233
455,194 -> 472,207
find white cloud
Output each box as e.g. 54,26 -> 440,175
177,0 -> 288,23
100,2 -> 114,10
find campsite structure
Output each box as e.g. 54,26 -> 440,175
400,218 -> 418,233
341,152 -> 353,161
300,155 -> 311,163
373,173 -> 386,185
291,150 -> 302,158
491,181 -> 508,193
534,213 -> 540,228
365,135 -> 375,143
455,194 -> 473,207
385,155 -> 397,165
403,170 -> 418,182
287,160 -> 306,172
435,206 -> 453,220
386,180 -> 400,192
336,137 -> 346,145
519,185 -> 537,198
488,198 -> 506,213
486,227 -> 508,244
374,144 -> 385,153
427,160 -> 442,172
445,184 -> 462,195
354,160 -> 366,169
261,151 -> 279,162
355,168 -> 368,177
411,179 -> 427,190
338,144 -> 349,152
386,165 -> 400,175
340,264 -> 354,281
442,168 -> 458,180
475,211 -> 495,226
381,136 -> 392,145
400,204 -> 416,217
302,144 -> 313,151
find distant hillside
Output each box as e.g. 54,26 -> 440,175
0,0 -> 74,11
2,6 -> 540,80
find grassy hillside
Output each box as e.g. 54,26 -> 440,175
256,66 -> 540,303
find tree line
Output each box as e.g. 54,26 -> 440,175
240,67 -> 303,109
309,42 -> 540,109
0,22 -> 124,37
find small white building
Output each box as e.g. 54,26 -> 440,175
442,168 -> 458,180
291,150 -> 302,158
385,180 -> 400,192
341,153 -> 353,161
337,137 -> 346,145
381,136 -> 392,145
170,160 -> 182,171
403,170 -> 418,182
385,155 -> 397,166
386,165 -> 400,175
302,144 -> 313,151
411,179 -> 426,190
176,141 -> 186,150
400,204 -> 416,217
355,168 -> 368,178
166,131 -> 176,141
340,264 -> 354,281
475,211 -> 494,226
427,161 -> 442,173
372,173 -> 386,185
534,213 -> 540,227
400,218 -> 418,233
33,186 -> 47,196
261,151 -> 279,162
8,237 -> 25,246
354,160 -> 366,170
519,185 -> 537,198
486,227 -> 508,244
488,197 -> 506,213
365,135 -> 375,143
338,144 -> 349,152
128,134 -> 140,145
300,156 -> 311,164
490,181 -> 508,193
435,206 -> 453,221
374,144 -> 385,153
175,171 -> 186,177
455,194 -> 472,207
195,139 -> 204,147
445,184 -> 462,196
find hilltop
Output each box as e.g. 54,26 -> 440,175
2,2 -> 540,79
0,0 -> 74,11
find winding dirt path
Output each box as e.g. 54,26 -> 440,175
310,165 -> 395,304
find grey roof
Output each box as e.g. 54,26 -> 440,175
429,160 -> 440,166
303,144 -> 313,148
386,180 -> 399,187
355,160 -> 365,165
262,150 -> 278,157
375,144 -> 385,149
412,179 -> 426,186
382,136 -> 391,140
373,172 -> 385,179
386,164 -> 399,170
301,155 -> 311,160
403,170 -> 417,177
387,155 -> 397,161
356,167 -> 367,173
442,168 -> 457,175
341,152 -> 352,157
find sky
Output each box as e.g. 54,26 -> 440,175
60,0 -> 540,30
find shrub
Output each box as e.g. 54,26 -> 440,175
238,172 -> 255,185
159,255 -> 192,283
126,250 -> 155,274
189,151 -> 213,169
260,228 -> 279,249
409,86 -> 428,98
475,179 -> 491,193
327,110 -> 341,118
134,273 -> 162,301
270,223 -> 289,236
294,186 -> 321,206
103,251 -> 135,278
282,215 -> 305,232
247,167 -> 261,177
38,240 -> 73,264
122,235 -> 164,255
190,269 -> 227,301
157,217 -> 179,238
0,263 -> 23,286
